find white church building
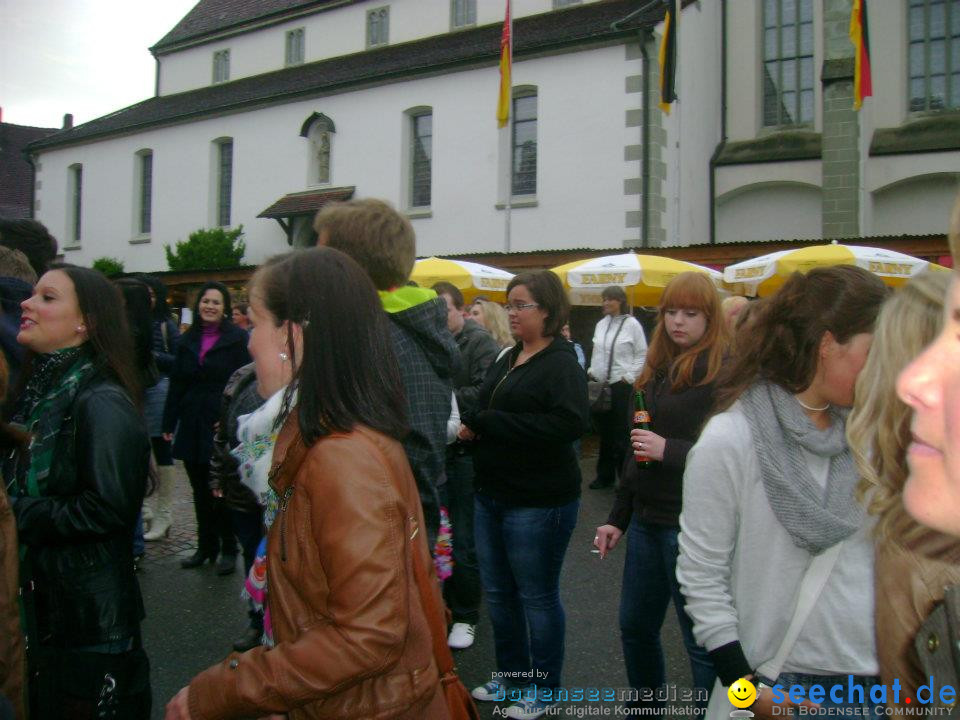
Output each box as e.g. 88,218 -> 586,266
23,0 -> 959,273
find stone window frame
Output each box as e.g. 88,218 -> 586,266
511,85 -> 538,198
135,149 -> 153,239
408,108 -> 433,210
366,7 -> 390,49
761,0 -> 815,128
285,28 -> 305,67
66,163 -> 82,249
907,0 -> 960,113
213,49 -> 230,84
214,138 -> 234,227
450,0 -> 476,29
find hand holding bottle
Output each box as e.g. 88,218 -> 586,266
631,429 -> 666,462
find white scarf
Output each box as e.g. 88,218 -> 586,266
232,385 -> 297,508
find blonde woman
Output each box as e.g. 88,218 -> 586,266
847,271 -> 960,704
470,300 -> 514,349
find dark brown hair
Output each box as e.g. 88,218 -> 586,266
313,199 -> 416,290
250,248 -> 408,445
638,272 -> 729,391
601,285 -> 629,315
184,281 -> 233,338
432,281 -> 464,310
507,270 -> 569,338
715,265 -> 888,411
55,264 -> 141,406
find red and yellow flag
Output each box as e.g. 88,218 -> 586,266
497,0 -> 512,128
850,0 -> 872,109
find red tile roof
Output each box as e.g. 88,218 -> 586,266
0,122 -> 58,218
258,185 -> 355,217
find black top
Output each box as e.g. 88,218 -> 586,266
464,335 -> 590,508
11,374 -> 150,646
607,351 -> 718,529
162,320 -> 251,465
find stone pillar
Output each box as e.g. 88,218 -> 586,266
820,0 -> 860,239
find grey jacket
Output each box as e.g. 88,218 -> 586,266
452,318 -> 499,416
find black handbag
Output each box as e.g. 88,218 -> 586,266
588,317 -> 626,413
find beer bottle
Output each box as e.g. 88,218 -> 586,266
634,389 -> 652,467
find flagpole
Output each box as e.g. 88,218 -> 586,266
673,0 -> 681,246
504,1 -> 513,254
504,0 -> 514,252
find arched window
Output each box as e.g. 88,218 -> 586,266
301,113 -> 336,186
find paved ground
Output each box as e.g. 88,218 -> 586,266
140,444 -> 694,719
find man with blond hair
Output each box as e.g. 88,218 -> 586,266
314,199 -> 459,544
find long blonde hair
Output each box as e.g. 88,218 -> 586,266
848,271 -> 950,541
476,300 -> 513,348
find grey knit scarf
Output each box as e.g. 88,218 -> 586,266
739,381 -> 863,555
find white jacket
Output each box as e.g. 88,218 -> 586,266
676,405 -> 877,683
587,314 -> 647,385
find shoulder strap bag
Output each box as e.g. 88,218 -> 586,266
410,516 -> 480,719
587,316 -> 626,413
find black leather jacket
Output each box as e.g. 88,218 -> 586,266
10,374 -> 151,647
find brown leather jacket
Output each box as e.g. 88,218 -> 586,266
188,414 -> 447,720
1,488 -> 25,719
875,529 -> 960,704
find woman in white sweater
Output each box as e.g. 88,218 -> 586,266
677,266 -> 888,720
587,286 -> 647,489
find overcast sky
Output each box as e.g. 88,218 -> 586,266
0,0 -> 199,128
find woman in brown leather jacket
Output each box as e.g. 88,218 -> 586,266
848,271 -> 960,704
0,351 -> 25,720
165,247 -> 448,720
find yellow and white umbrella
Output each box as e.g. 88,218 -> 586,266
550,253 -> 725,306
410,256 -> 514,303
723,243 -> 951,297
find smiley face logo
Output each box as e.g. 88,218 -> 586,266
728,678 -> 757,709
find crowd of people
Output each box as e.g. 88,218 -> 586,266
0,195 -> 959,720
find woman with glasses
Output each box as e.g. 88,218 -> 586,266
460,270 -> 590,720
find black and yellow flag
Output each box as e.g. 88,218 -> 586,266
658,1 -> 677,114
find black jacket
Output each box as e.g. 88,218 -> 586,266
11,375 -> 150,647
607,351 -> 718,529
464,335 -> 590,508
0,276 -> 31,390
210,363 -> 264,512
387,296 -> 459,540
162,321 -> 251,465
151,316 -> 180,375
452,318 -> 499,416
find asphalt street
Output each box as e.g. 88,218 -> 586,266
140,446 -> 695,719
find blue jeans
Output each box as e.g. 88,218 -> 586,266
474,493 -> 579,689
620,519 -> 715,708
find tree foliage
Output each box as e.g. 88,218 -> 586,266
165,226 -> 246,271
92,256 -> 125,277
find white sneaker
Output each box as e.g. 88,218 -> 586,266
471,679 -> 506,702
447,622 -> 476,649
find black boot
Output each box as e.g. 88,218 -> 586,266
216,554 -> 237,576
180,549 -> 217,569
233,626 -> 262,652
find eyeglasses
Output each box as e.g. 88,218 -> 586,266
504,302 -> 539,313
